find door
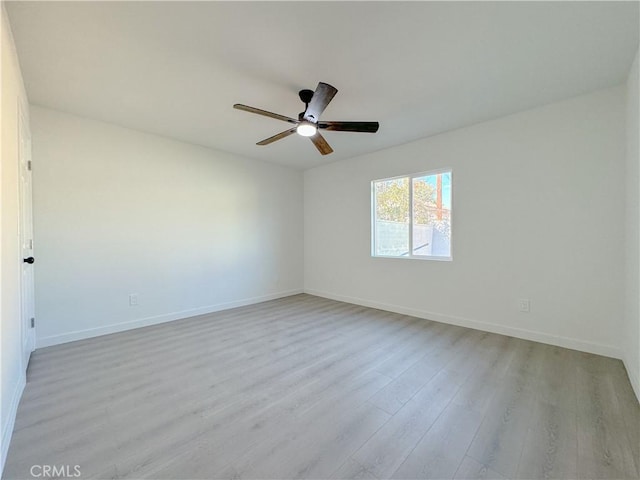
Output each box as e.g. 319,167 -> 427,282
18,101 -> 35,368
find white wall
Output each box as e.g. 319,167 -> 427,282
305,87 -> 626,358
1,3 -> 29,472
624,48 -> 640,400
31,106 -> 303,347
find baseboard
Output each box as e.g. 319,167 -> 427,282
1,373 -> 26,476
36,289 -> 303,348
622,355 -> 640,404
305,289 -> 623,360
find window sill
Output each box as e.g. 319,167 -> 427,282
372,254 -> 452,262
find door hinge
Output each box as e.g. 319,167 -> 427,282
30,317 -> 35,328
27,160 -> 32,171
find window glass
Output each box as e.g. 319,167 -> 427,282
374,177 -> 409,256
372,170 -> 451,260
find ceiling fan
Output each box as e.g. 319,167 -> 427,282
233,82 -> 379,155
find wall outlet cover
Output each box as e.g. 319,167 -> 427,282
519,298 -> 530,313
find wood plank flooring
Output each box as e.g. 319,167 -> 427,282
3,294 -> 639,479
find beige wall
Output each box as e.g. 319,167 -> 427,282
30,106 -> 304,347
305,87 -> 626,359
1,3 -> 30,471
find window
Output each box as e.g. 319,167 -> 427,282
372,169 -> 452,260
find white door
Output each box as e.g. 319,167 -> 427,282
18,102 -> 35,368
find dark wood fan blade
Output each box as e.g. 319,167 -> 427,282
318,121 -> 379,133
256,128 -> 297,146
234,104 -> 298,124
309,132 -> 334,155
303,82 -> 338,122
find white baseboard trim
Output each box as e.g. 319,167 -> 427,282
622,355 -> 640,404
305,289 -> 623,360
36,289 -> 303,348
1,373 -> 26,476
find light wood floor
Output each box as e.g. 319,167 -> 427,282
4,294 -> 639,479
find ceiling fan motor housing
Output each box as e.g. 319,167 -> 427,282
299,89 -> 315,121
298,89 -> 315,105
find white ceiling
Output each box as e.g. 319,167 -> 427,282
6,1 -> 639,169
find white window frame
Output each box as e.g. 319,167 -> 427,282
371,168 -> 453,261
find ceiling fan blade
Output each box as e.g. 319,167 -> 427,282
318,121 -> 379,133
303,82 -> 338,122
256,128 -> 297,146
309,132 -> 334,155
234,104 -> 298,124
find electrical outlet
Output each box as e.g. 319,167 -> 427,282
129,293 -> 139,306
518,298 -> 530,313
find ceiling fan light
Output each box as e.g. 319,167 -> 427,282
296,121 -> 317,137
